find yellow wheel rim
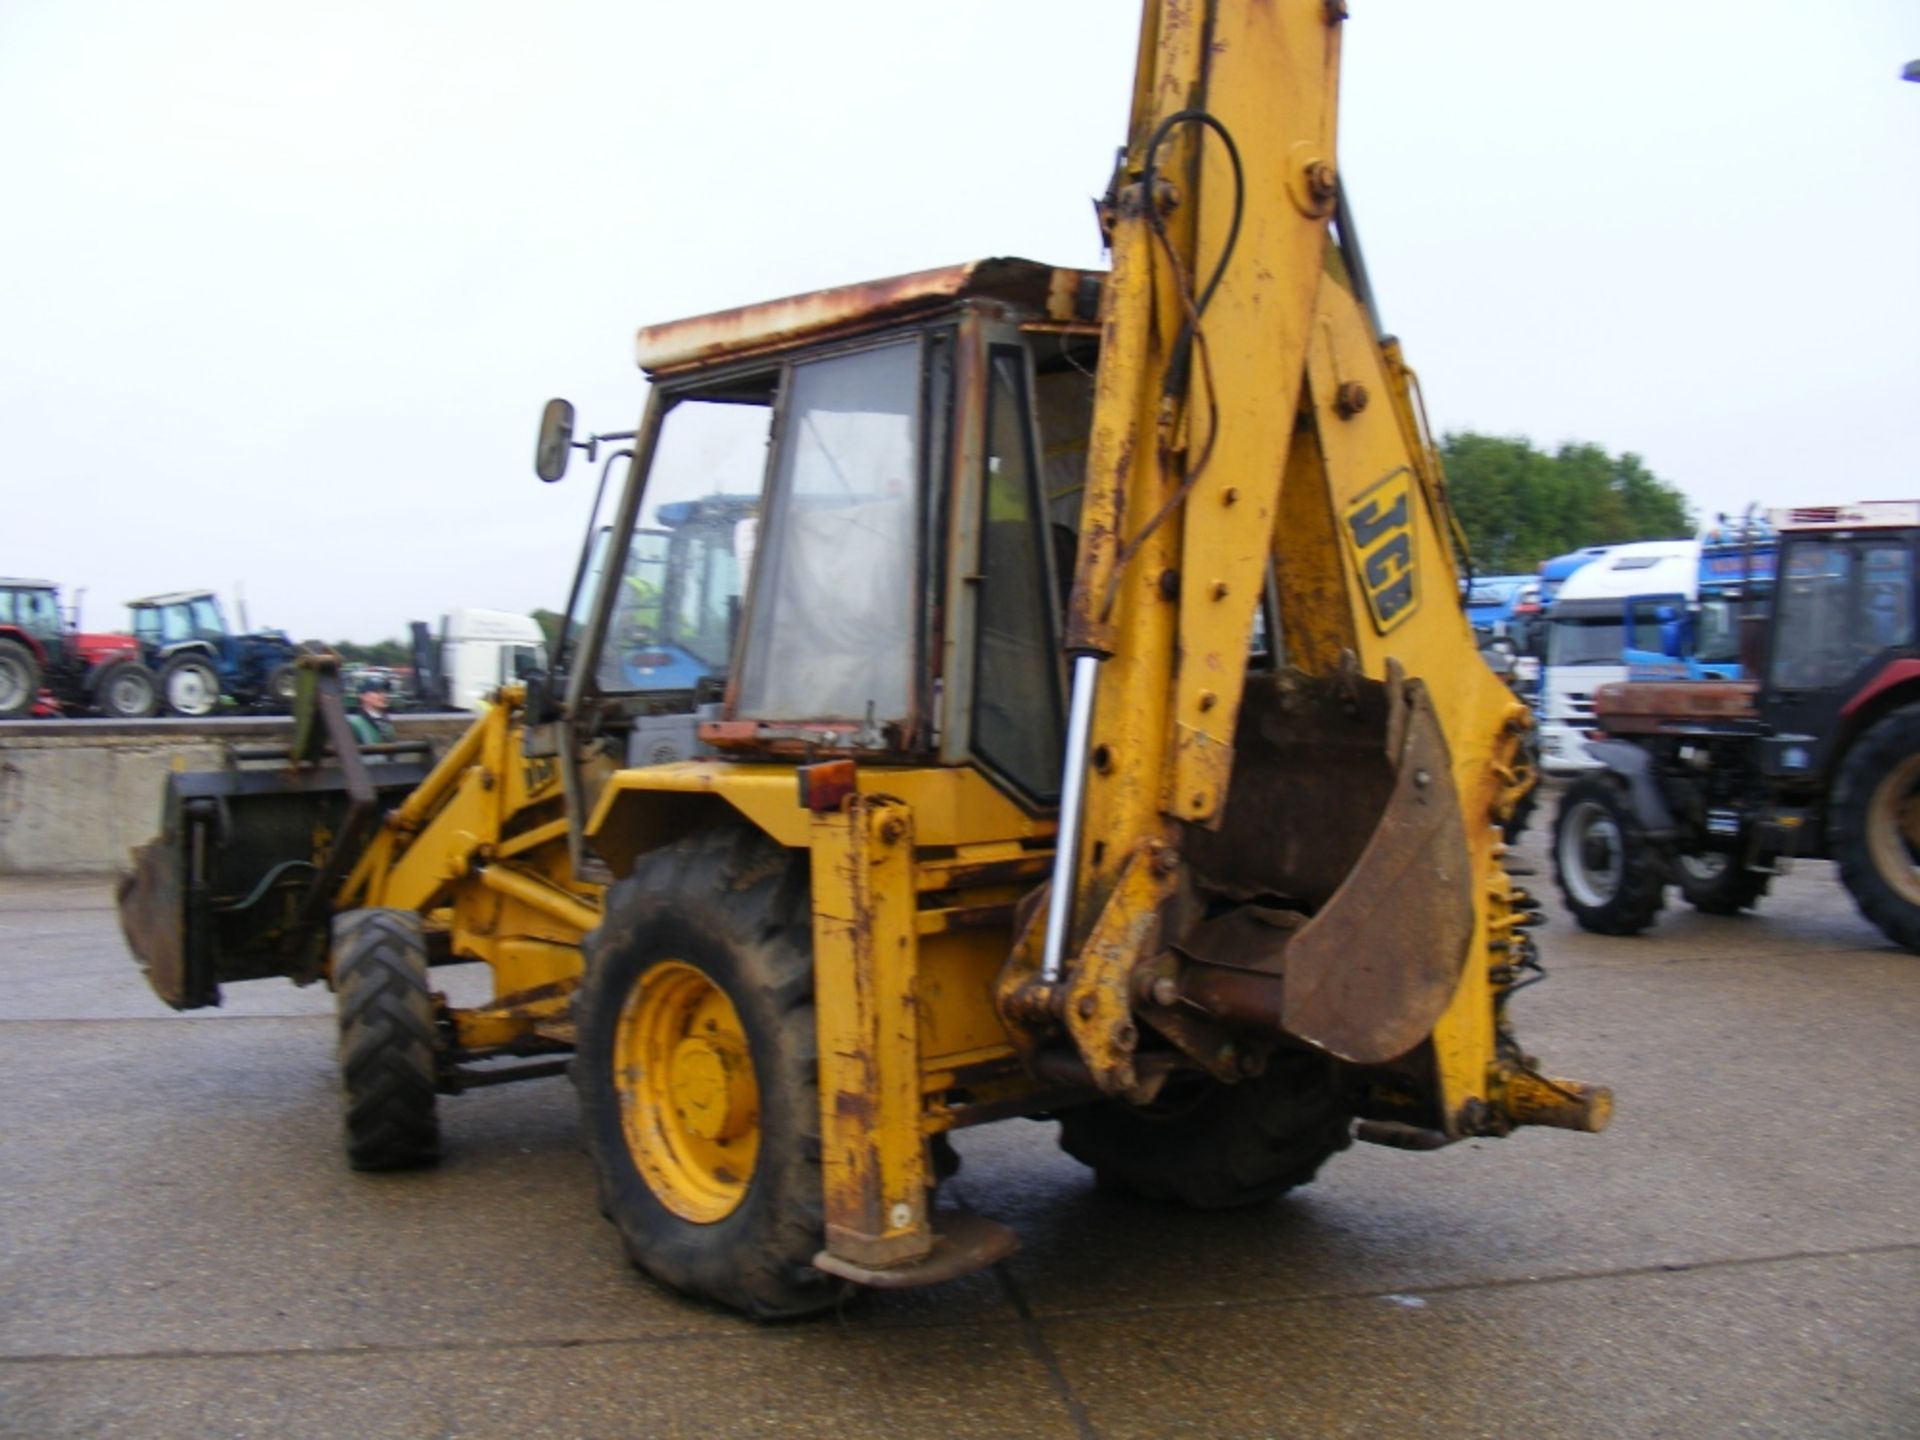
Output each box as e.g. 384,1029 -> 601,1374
613,960 -> 760,1223
1868,755 -> 1920,908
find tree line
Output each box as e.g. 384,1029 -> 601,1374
1439,432 -> 1693,576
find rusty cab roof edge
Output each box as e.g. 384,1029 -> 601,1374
633,258 -> 1101,378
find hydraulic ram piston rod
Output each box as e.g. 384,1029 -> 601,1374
1040,653 -> 1102,983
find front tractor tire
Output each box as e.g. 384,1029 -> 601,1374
333,908 -> 441,1171
159,653 -> 222,718
1553,774 -> 1666,935
264,662 -> 298,711
1833,707 -> 1920,954
574,828 -> 840,1319
1057,1048 -> 1352,1209
93,660 -> 158,719
1674,851 -> 1770,916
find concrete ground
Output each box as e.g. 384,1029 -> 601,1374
2,822 -> 1916,1438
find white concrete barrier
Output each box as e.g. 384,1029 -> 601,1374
0,716 -> 471,875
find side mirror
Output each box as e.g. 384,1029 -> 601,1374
1659,608 -> 1688,658
535,398 -> 576,483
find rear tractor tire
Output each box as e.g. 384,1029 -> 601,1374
0,637 -> 42,719
1833,707 -> 1920,954
264,661 -> 298,710
93,660 -> 158,719
1057,1047 -> 1352,1209
1674,850 -> 1770,916
1553,774 -> 1666,935
573,827 -> 841,1318
333,908 -> 441,1171
159,653 -> 222,718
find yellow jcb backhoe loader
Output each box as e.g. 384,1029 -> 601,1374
119,0 -> 1608,1317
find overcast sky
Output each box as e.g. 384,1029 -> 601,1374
4,2 -> 1916,640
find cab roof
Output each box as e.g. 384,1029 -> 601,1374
1771,502 -> 1920,532
633,258 -> 1099,377
0,577 -> 55,590
128,590 -> 218,608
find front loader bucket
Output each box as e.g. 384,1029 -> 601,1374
1177,661 -> 1475,1065
118,754 -> 430,1010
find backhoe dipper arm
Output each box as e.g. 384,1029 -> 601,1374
1023,0 -> 1606,1139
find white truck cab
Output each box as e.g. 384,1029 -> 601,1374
1538,540 -> 1698,775
440,608 -> 547,712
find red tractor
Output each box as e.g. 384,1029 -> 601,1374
1552,502 -> 1920,952
0,579 -> 157,720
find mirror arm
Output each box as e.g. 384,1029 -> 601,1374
575,430 -> 637,465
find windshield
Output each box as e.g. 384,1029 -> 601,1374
190,596 -> 224,638
504,643 -> 544,682
1695,598 -> 1741,664
734,338 -> 921,725
598,395 -> 771,695
1548,615 -> 1625,667
1770,539 -> 1914,691
11,589 -> 61,641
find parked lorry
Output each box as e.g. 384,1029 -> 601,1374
0,578 -> 155,719
1463,574 -> 1536,651
1536,544 -> 1615,607
1623,516 -> 1776,682
127,590 -> 302,717
118,0 -> 1604,1318
1537,540 -> 1697,775
438,608 -> 549,711
1553,502 -> 1920,947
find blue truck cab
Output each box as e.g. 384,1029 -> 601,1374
1623,517 -> 1777,682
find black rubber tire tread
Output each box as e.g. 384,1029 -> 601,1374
1552,773 -> 1668,936
574,826 -> 840,1318
92,659 -> 157,719
158,652 -> 221,718
264,662 -> 298,709
333,908 -> 441,1171
1674,853 -> 1771,915
1056,1047 -> 1352,1209
0,637 -> 41,719
1832,706 -> 1920,954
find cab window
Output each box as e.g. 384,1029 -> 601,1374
971,347 -> 1064,800
1770,540 -> 1916,690
735,339 -> 921,725
190,597 -> 223,637
598,386 -> 772,697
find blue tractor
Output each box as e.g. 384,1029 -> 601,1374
600,494 -> 760,699
128,590 -> 302,717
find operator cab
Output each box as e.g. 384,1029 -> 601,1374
1760,503 -> 1920,779
547,259 -> 1122,809
0,581 -> 63,646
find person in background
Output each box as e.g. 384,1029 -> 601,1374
349,674 -> 395,747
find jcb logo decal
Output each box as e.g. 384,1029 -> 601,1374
522,756 -> 559,797
1342,467 -> 1419,634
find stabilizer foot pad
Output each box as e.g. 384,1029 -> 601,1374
813,1210 -> 1018,1289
